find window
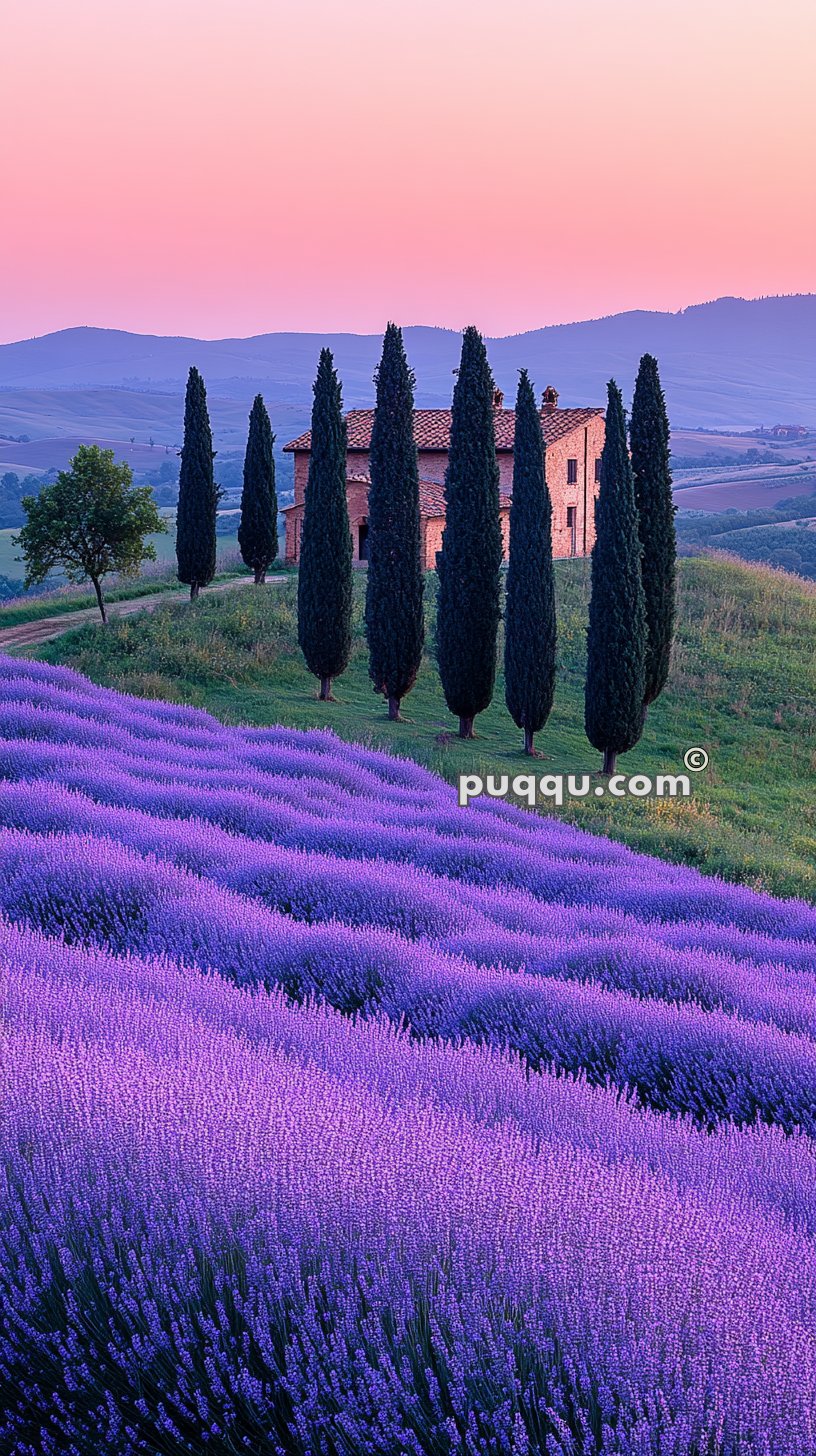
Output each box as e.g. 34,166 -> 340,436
594,457 -> 602,483
566,505 -> 577,557
567,458 -> 578,485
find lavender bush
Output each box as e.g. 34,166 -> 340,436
1,654 -> 816,1452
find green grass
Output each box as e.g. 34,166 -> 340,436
0,566 -> 247,628
0,526 -> 243,598
0,537 -> 284,629
36,556 -> 816,902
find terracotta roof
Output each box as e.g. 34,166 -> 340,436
284,406 -> 603,454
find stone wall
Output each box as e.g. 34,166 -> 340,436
287,414 -> 606,566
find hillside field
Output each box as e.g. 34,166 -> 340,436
1,653 -> 816,1452
32,554 -> 816,902
674,464 -> 816,512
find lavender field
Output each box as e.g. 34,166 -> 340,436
2,656 -> 816,1454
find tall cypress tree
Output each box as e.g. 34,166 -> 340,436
297,349 -> 352,701
238,394 -> 278,584
436,326 -> 503,739
631,353 -> 676,713
365,323 -> 424,722
585,380 -> 647,774
504,369 -> 556,755
176,366 -> 218,600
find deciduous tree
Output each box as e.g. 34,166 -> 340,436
15,444 -> 164,623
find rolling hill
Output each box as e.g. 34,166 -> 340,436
0,297 -> 813,471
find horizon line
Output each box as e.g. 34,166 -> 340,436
4,292 -> 815,350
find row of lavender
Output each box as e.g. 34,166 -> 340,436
1,660 -> 816,1130
2,657 -> 815,941
2,919 -> 816,1453
2,657 -> 816,1449
2,826 -> 816,1133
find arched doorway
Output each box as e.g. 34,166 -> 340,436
358,519 -> 369,562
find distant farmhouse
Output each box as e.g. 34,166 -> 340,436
283,386 -> 605,569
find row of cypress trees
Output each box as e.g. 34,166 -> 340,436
297,326 -> 675,773
175,367 -> 279,599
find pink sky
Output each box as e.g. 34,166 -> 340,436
2,0 -> 814,342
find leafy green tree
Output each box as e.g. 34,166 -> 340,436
297,349 -> 353,700
585,380 -> 647,774
436,327 -> 503,739
15,444 -> 164,623
365,323 -> 424,721
238,394 -> 278,584
631,353 -> 676,713
176,366 -> 218,600
504,369 -> 556,754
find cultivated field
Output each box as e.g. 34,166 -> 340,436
1,655 -> 816,1452
674,463 -> 816,512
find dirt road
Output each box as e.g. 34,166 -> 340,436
0,575 -> 286,651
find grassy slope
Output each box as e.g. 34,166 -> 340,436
0,565 -> 253,628
0,534 -> 251,626
35,556 -> 816,902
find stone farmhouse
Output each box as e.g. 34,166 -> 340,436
282,386 -> 605,571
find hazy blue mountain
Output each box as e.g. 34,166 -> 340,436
0,298 -> 813,456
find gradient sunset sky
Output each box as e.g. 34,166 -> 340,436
2,0 -> 814,342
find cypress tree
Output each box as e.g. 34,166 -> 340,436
436,326 -> 503,739
297,349 -> 352,701
504,369 -> 556,755
238,394 -> 278,584
176,366 -> 218,600
631,353 -> 676,712
585,380 -> 647,774
365,323 -> 424,721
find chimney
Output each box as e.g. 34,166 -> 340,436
493,387 -> 504,409
541,385 -> 559,413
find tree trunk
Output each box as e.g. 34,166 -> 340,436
190,583 -> 200,601
91,577 -> 107,624
254,566 -> 266,585
319,676 -> 332,701
387,695 -> 402,722
602,746 -> 617,775
458,715 -> 475,740
524,726 -> 535,756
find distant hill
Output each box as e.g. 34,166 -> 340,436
0,297 -> 813,465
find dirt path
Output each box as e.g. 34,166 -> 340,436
0,575 -> 286,651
